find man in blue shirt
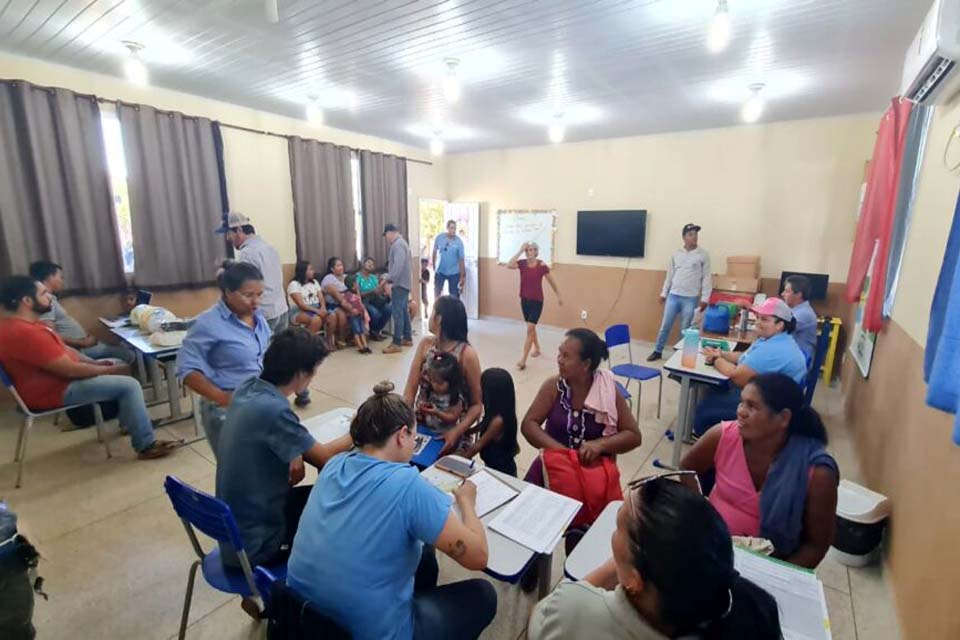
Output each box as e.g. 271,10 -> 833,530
176,262 -> 272,458
431,220 -> 465,301
216,328 -> 352,572
782,275 -> 819,359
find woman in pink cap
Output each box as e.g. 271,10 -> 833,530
692,297 -> 807,438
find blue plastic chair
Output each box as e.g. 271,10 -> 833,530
1,362 -> 110,488
254,567 -> 351,640
604,324 -> 662,422
803,319 -> 835,407
163,476 -> 288,639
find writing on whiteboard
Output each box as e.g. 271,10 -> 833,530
497,210 -> 556,265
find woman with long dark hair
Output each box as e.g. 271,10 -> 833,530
529,476 -> 782,639
287,260 -> 335,348
403,296 -> 483,454
463,367 -> 520,476
683,373 -> 839,568
319,257 -> 352,349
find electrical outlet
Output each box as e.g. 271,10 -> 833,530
580,309 -> 588,320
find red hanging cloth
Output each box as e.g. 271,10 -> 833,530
845,99 -> 913,332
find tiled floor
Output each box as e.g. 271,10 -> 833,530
0,317 -> 901,639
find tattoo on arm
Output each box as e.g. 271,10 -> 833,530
449,539 -> 467,559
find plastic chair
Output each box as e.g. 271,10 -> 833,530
803,319 -> 835,407
255,567 -> 351,640
1,363 -> 111,488
604,324 -> 663,422
163,475 -> 288,640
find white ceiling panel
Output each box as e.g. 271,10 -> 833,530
0,0 -> 931,152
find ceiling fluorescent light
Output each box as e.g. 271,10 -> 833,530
443,58 -> 461,103
430,134 -> 445,156
741,83 -> 765,123
265,0 -> 280,24
708,0 -> 732,53
305,98 -> 324,126
548,114 -> 565,144
122,41 -> 148,86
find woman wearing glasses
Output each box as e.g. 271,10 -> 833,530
682,373 -> 839,568
287,382 -> 497,640
529,475 -> 782,639
505,242 -> 563,370
176,261 -> 272,459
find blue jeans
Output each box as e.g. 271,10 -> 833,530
364,300 -> 389,334
198,397 -> 228,460
348,315 -> 364,336
693,389 -> 742,437
391,286 -> 412,345
82,342 -> 135,364
654,294 -> 699,352
434,272 -> 460,300
412,547 -> 497,640
63,375 -> 155,452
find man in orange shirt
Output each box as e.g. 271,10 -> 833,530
0,276 -> 177,460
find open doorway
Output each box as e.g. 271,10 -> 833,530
418,198 -> 480,320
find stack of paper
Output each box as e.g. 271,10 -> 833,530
733,548 -> 832,640
488,485 -> 582,553
468,470 -> 520,517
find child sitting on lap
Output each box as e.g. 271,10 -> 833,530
342,275 -> 371,354
417,352 -> 465,438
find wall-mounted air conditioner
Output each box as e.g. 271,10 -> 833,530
901,0 -> 960,104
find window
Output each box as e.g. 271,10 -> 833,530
351,151 -> 363,264
100,109 -> 135,273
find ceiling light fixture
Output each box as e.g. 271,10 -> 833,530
122,41 -> 148,86
548,113 -> 565,144
305,97 -> 324,126
430,133 -> 445,156
741,83 -> 765,123
442,58 -> 461,104
708,0 -> 732,53
265,0 -> 280,24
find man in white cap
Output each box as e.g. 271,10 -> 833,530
217,213 -> 309,405
648,223 -> 712,362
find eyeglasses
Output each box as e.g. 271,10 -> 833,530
628,470 -> 703,495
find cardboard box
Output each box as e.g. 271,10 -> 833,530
726,255 -> 761,278
713,274 -> 760,293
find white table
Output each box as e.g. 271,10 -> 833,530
100,320 -> 191,426
302,407 -> 355,443
661,350 -> 729,468
564,500 -> 622,580
562,500 -> 832,640
421,460 -> 562,599
672,338 -> 738,352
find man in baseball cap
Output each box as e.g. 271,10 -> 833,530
692,296 -> 808,437
648,222 -> 712,361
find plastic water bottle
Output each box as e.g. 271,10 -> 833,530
681,326 -> 700,368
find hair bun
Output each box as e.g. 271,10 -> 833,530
373,381 -> 395,396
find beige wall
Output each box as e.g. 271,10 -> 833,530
841,97 -> 960,639
0,51 -> 446,265
446,113 -> 877,281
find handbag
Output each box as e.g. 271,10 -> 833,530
540,448 -> 623,529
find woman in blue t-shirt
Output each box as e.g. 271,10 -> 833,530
693,297 -> 807,437
286,382 -> 497,640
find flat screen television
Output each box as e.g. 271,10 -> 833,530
778,271 -> 829,301
576,210 -> 646,258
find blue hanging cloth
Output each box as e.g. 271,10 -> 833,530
924,188 -> 960,445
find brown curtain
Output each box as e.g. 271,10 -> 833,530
0,80 -> 125,290
288,137 -> 356,269
118,104 -> 226,288
360,151 -> 408,269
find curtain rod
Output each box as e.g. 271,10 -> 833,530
96,96 -> 432,166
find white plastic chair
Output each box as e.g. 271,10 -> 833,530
1,363 -> 111,488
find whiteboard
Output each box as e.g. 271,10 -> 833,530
496,210 -> 557,265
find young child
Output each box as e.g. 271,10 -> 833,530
417,352 -> 465,436
342,275 -> 372,354
464,368 -> 519,476
420,257 -> 431,319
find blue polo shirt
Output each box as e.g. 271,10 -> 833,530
216,377 -> 316,566
740,332 -> 808,385
433,234 -> 464,276
791,300 -> 818,358
287,452 -> 452,640
176,300 -> 271,390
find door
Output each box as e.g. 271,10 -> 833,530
444,202 -> 481,319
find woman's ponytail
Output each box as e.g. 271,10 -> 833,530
702,575 -> 782,640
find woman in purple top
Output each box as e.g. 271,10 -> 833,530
504,242 -> 563,370
521,328 -> 641,486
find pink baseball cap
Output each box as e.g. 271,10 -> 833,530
750,297 -> 793,322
